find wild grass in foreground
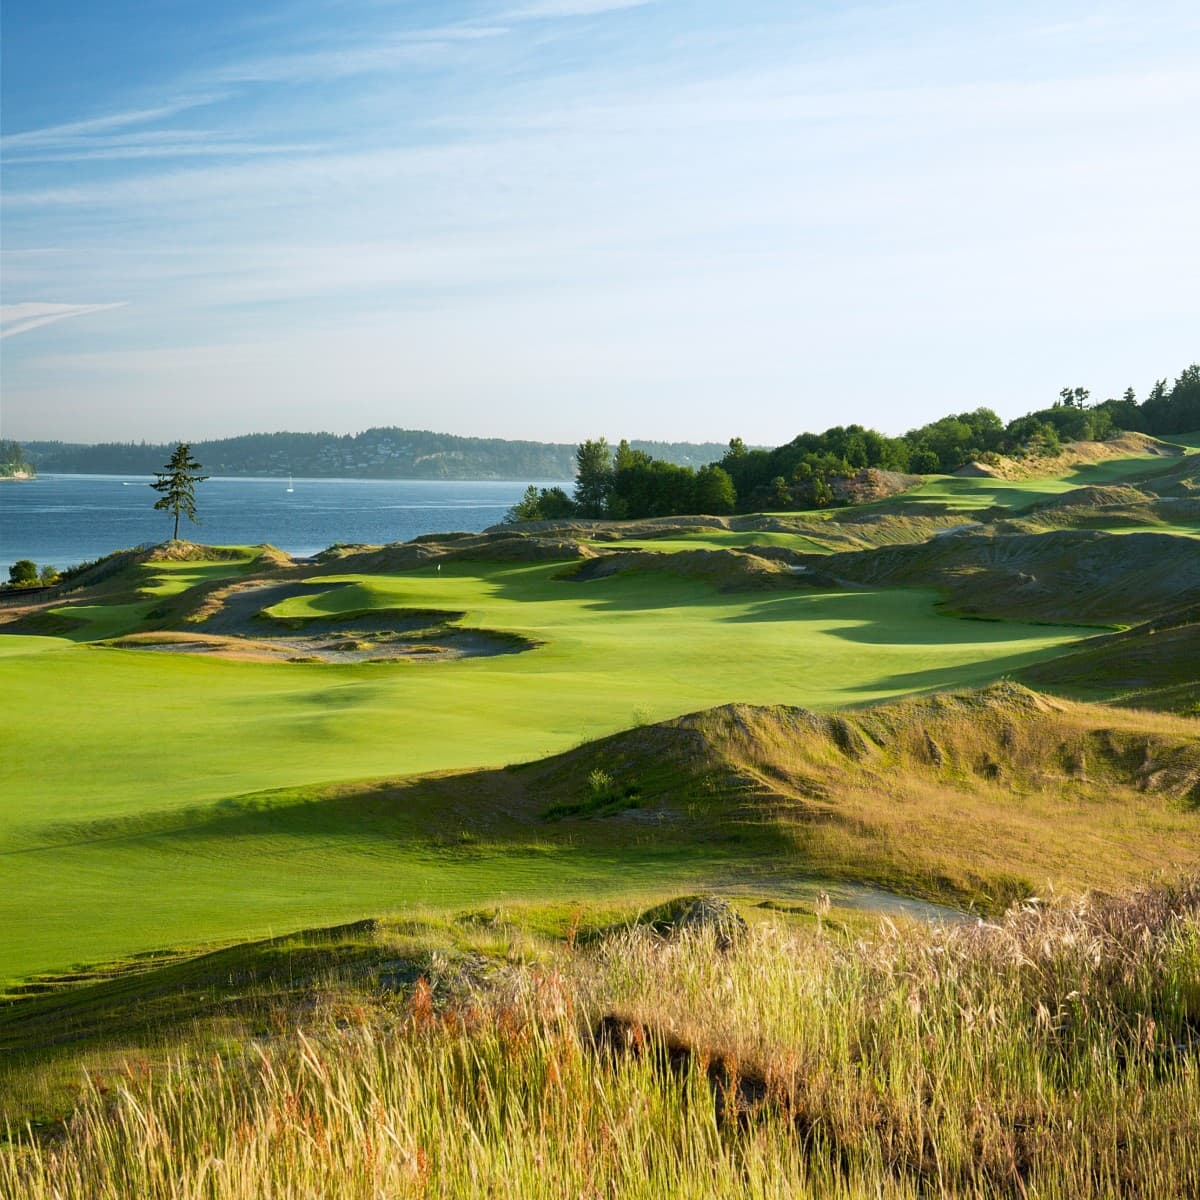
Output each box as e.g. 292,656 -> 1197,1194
4,878 -> 1198,1198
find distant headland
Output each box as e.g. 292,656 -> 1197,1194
17,429 -> 732,481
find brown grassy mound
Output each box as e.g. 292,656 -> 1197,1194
144,541 -> 267,563
812,529 -> 1200,622
527,684 -> 1200,906
829,468 -> 923,504
242,682 -> 1200,912
493,515 -> 735,535
1021,601 -> 1200,713
1031,484 -> 1150,510
957,434 -> 1181,480
1139,453 -> 1200,498
566,548 -> 799,590
321,533 -> 594,573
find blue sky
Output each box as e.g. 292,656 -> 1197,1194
2,0 -> 1198,444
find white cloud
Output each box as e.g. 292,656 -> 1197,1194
0,303 -> 128,340
207,25 -> 509,84
4,1 -> 1198,443
6,139 -> 325,165
503,0 -> 655,17
0,96 -> 224,150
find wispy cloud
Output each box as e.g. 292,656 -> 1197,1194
0,303 -> 128,340
208,25 -> 509,84
0,96 -> 224,150
4,0 -> 1198,443
503,0 -> 655,17
6,139 -> 325,165
200,2 -> 648,86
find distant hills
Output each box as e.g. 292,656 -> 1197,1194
19,361 -> 1197,486
20,429 -> 734,480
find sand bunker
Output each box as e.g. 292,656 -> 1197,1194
110,580 -> 536,664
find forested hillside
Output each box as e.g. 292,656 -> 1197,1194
718,363 -> 1199,508
510,363 -> 1200,520
21,430 -> 731,480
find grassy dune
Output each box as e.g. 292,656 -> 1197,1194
4,880 -> 1198,1198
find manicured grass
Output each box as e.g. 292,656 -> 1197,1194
2,835 -> 743,990
139,555 -> 262,594
5,563 -> 1101,832
40,549 -> 266,641
1104,524 -> 1200,538
0,560 -> 1100,980
1157,429 -> 1200,449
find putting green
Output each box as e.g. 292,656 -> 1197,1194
1,559 -> 1100,980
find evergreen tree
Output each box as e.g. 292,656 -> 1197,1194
150,443 -> 207,540
504,485 -> 544,523
573,438 -> 613,518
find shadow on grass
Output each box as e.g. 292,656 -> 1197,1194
717,588 -> 1100,647
834,642 -> 1101,699
18,761 -> 765,860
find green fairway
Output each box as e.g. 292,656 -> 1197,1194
0,558 -> 1100,980
1157,430 -> 1200,450
1104,524 -> 1200,539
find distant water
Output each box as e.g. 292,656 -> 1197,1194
0,475 -> 549,575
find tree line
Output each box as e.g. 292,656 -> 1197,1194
19,429 -> 731,480
0,440 -> 35,479
508,363 -> 1199,521
507,439 -> 738,522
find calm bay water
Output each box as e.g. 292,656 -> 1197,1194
0,474 -> 547,575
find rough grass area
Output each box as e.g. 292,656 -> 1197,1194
0,896 -> 883,1133
4,878 -> 1198,1198
811,528 -> 1200,623
1020,604 -> 1200,714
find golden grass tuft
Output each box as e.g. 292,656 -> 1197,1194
4,878 -> 1198,1198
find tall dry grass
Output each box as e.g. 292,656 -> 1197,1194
4,879 -> 1199,1199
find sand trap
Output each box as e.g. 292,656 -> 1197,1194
111,579 -> 536,663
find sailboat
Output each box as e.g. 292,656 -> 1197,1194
286,474 -> 294,494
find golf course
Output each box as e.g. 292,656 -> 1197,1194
2,430 -> 1199,1198
3,431 -> 1199,981
2,545 -> 1109,982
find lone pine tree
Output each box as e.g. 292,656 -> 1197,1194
151,443 -> 208,540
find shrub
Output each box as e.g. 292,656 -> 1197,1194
7,559 -> 38,587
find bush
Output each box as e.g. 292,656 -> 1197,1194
7,559 -> 38,587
